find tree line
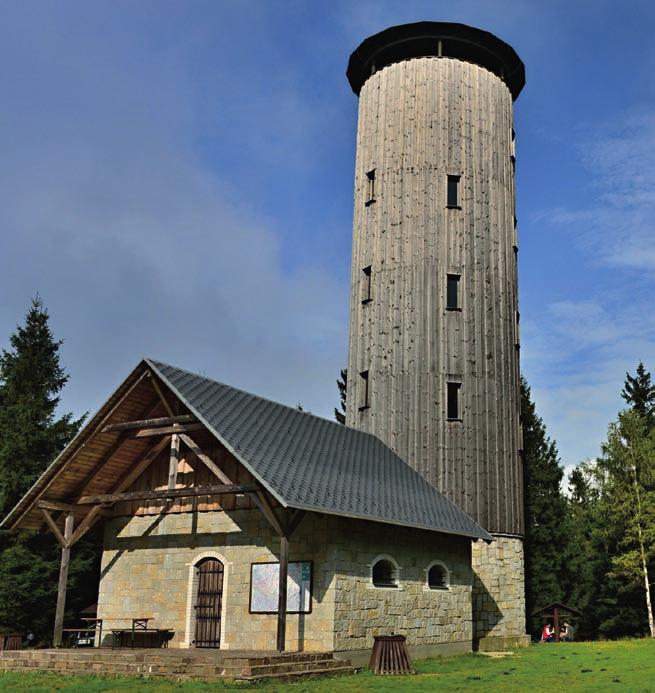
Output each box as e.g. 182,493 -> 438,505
0,297 -> 653,642
522,365 -> 655,639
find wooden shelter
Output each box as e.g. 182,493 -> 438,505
531,602 -> 583,642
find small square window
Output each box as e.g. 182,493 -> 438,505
362,266 -> 372,304
365,169 -> 376,206
446,274 -> 460,310
447,175 -> 460,208
447,382 -> 461,420
359,370 -> 370,411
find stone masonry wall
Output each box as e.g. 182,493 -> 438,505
98,509 -> 475,653
98,509 -> 336,651
331,519 -> 472,652
472,536 -> 526,642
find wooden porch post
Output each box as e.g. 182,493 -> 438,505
53,514 -> 75,647
276,534 -> 289,652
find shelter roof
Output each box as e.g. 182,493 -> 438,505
1,358 -> 492,542
531,602 -> 584,617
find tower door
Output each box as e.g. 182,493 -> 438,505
193,558 -> 224,648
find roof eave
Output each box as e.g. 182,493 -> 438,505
283,500 -> 492,542
0,359 -> 151,531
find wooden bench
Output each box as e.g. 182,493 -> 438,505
111,618 -> 173,649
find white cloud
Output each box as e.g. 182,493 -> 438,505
0,4 -> 350,423
525,111 -> 655,471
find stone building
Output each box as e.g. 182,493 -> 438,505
1,20 -> 530,660
2,359 -> 489,663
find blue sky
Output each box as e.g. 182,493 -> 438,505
1,0 -> 655,475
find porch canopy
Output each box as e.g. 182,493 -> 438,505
1,358 -> 491,649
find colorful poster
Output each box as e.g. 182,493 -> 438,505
250,561 -> 312,613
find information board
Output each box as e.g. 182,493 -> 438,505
249,561 -> 312,614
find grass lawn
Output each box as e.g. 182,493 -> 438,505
1,639 -> 654,692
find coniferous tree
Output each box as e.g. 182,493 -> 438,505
521,376 -> 569,635
0,297 -> 96,644
564,463 -> 608,638
0,297 -> 84,514
334,369 -> 347,424
621,362 -> 655,428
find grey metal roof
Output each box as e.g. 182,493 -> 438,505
147,358 -> 491,542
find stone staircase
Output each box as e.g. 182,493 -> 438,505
0,648 -> 354,682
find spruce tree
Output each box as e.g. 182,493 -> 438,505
621,362 -> 655,428
0,297 -> 84,514
521,376 -> 569,635
564,463 -> 608,638
0,297 -> 95,644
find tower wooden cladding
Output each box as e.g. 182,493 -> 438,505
345,23 -> 525,536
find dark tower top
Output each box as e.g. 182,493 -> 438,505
347,21 -> 525,100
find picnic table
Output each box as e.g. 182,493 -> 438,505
62,617 -> 103,647
110,618 -> 173,649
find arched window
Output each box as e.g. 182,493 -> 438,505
427,561 -> 449,590
371,557 -> 398,588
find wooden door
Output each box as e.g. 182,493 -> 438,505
193,558 -> 224,648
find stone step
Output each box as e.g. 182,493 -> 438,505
237,665 -> 355,682
0,650 -> 353,682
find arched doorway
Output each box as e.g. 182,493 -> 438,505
193,557 -> 224,648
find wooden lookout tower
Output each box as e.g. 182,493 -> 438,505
344,22 -> 529,650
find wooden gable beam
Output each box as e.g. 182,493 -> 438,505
147,371 -> 175,416
113,435 -> 173,493
77,483 -> 259,506
131,423 -> 204,438
286,509 -> 307,537
39,508 -> 67,547
177,433 -> 233,485
37,500 -> 80,514
168,434 -> 180,489
102,414 -> 196,433
250,489 -> 285,537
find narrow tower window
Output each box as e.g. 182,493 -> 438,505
362,266 -> 372,304
446,274 -> 460,310
365,169 -> 376,206
359,370 -> 370,411
447,175 -> 460,208
447,382 -> 461,420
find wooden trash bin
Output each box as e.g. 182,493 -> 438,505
0,633 -> 22,651
369,634 -> 414,675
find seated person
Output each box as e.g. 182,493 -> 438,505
561,622 -> 574,642
541,622 -> 554,642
